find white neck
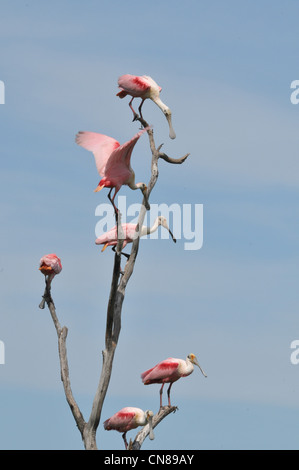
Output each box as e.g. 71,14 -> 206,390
128,181 -> 143,190
141,218 -> 160,237
136,411 -> 147,426
152,97 -> 176,139
182,357 -> 194,376
152,96 -> 169,113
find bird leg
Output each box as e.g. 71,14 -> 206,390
129,97 -> 139,121
107,188 -> 119,215
138,99 -> 145,120
167,383 -> 173,407
112,245 -> 130,259
122,432 -> 128,450
159,383 -> 165,408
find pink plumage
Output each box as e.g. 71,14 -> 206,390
117,75 -> 161,98
117,74 -> 176,139
76,128 -> 149,211
141,354 -> 207,408
103,407 -> 154,449
95,223 -> 138,251
39,254 -> 62,277
141,358 -> 182,385
104,407 -> 142,433
75,131 -> 120,177
95,216 -> 176,253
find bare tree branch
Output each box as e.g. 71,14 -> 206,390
83,123 -> 158,449
84,212 -> 124,450
131,406 -> 178,450
159,151 -> 190,164
40,279 -> 86,438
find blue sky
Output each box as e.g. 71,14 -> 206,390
1,0 -> 299,450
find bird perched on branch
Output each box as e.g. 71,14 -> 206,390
76,127 -> 150,212
141,354 -> 207,408
39,254 -> 62,283
103,407 -> 155,449
117,74 -> 176,140
39,254 -> 62,309
95,216 -> 176,254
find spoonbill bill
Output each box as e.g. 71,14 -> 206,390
39,253 -> 62,283
141,354 -> 207,408
117,74 -> 176,140
75,127 -> 150,211
95,216 -> 176,253
103,407 -> 154,449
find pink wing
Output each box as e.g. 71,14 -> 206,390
141,358 -> 179,384
95,223 -> 137,246
123,223 -> 139,242
142,75 -> 162,93
95,226 -> 118,245
104,128 -> 148,180
75,131 -> 120,177
104,408 -> 137,432
118,74 -> 151,97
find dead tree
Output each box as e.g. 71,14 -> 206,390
39,110 -> 189,450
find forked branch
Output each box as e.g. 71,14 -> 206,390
131,406 -> 178,450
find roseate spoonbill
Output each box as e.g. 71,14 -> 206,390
141,354 -> 207,408
117,74 -> 176,140
95,216 -> 176,254
103,407 -> 154,449
39,254 -> 62,309
39,253 -> 62,282
75,127 -> 150,211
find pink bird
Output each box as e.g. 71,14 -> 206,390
39,254 -> 62,309
75,127 -> 149,212
141,354 -> 207,408
39,253 -> 62,283
95,216 -> 176,254
117,74 -> 176,140
103,407 -> 155,449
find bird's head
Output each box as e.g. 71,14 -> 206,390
94,182 -> 105,193
158,216 -> 176,243
188,353 -> 207,378
39,265 -> 54,275
145,410 -> 155,441
139,183 -> 147,195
